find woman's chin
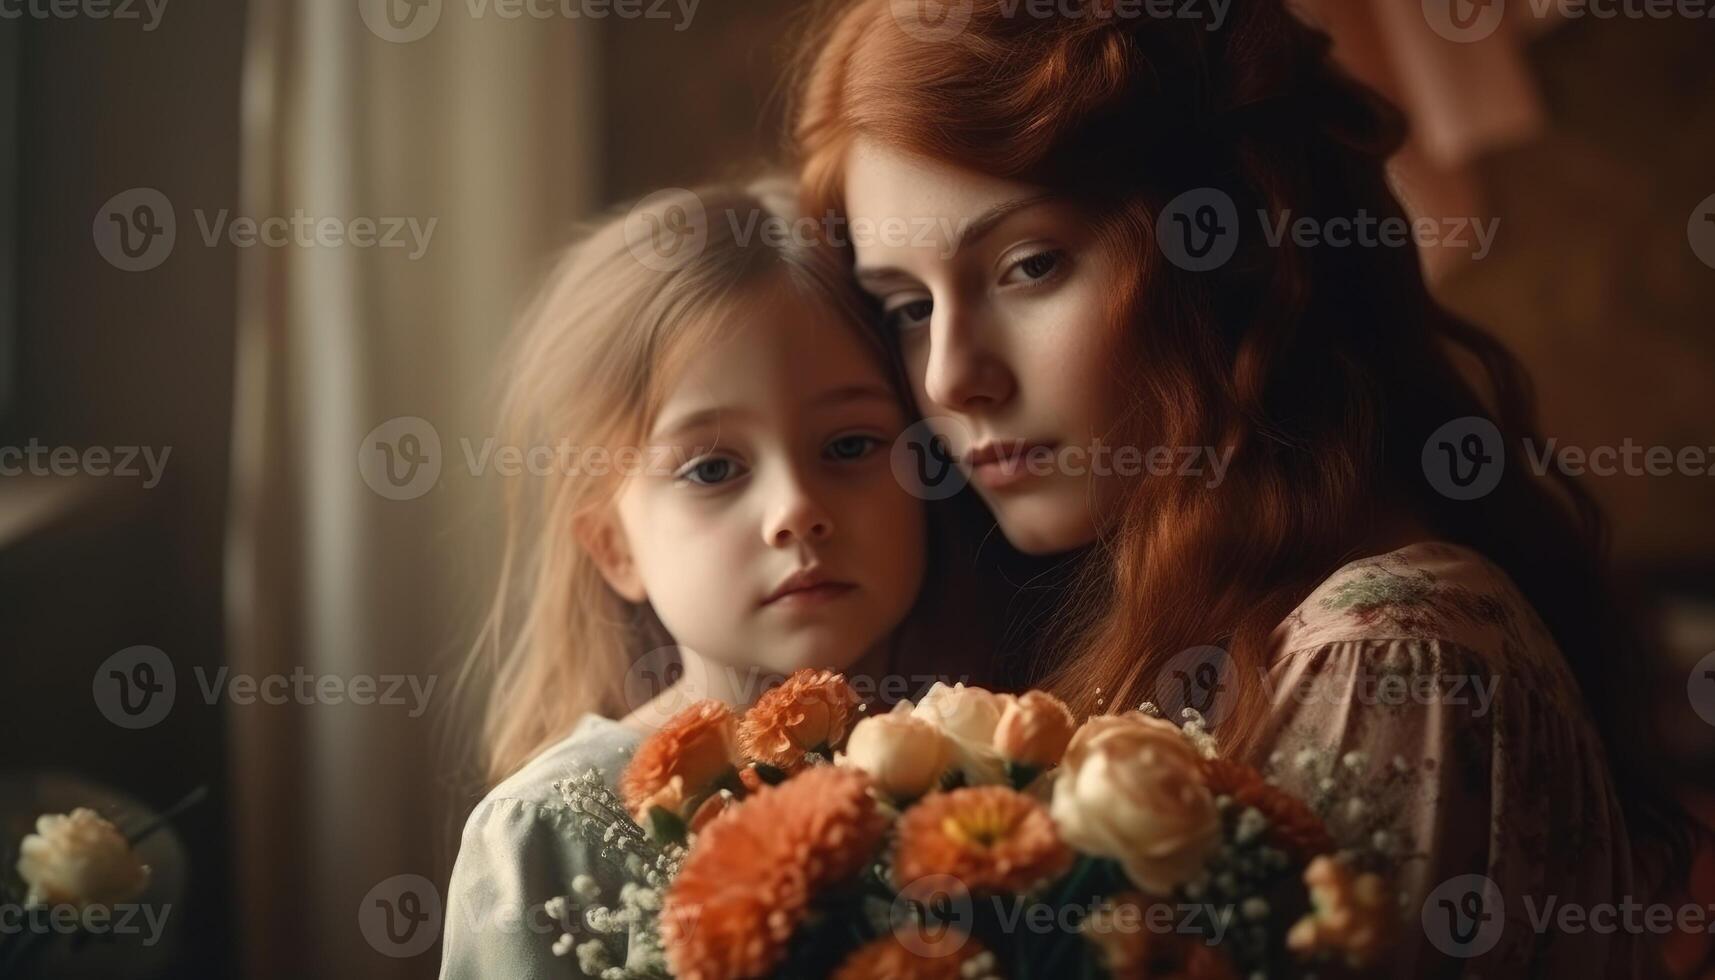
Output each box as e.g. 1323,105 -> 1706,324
989,498 -> 1099,556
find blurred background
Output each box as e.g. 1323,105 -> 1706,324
0,1 -> 1711,977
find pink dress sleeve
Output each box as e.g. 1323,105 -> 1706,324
1254,542 -> 1644,978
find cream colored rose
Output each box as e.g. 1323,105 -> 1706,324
837,708 -> 951,801
912,681 -> 1004,744
17,808 -> 150,909
993,691 -> 1077,769
910,682 -> 1008,786
1049,713 -> 1219,895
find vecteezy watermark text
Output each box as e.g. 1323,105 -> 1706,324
94,646 -> 437,729
0,0 -> 167,28
94,188 -> 437,272
359,0 -> 700,43
0,440 -> 171,488
0,902 -> 173,946
1420,417 -> 1715,501
1425,0 -> 1715,44
1154,189 -> 1502,272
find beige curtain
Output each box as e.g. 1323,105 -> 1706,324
224,2 -> 598,976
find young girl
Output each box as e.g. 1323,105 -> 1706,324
438,177 -> 974,978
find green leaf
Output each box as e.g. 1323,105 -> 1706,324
644,806 -> 686,847
1004,760 -> 1041,790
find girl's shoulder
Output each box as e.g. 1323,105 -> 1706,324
1269,539 -> 1561,668
442,715 -> 647,978
481,713 -> 643,813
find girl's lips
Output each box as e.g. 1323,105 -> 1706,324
763,582 -> 856,608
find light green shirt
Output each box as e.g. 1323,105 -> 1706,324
439,714 -> 643,979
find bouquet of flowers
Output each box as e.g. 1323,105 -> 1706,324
547,671 -> 1406,979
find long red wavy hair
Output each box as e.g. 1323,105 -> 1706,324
787,0 -> 1698,893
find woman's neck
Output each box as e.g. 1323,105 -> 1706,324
1347,501 -> 1439,564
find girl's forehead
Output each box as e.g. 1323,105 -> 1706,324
646,281 -> 902,433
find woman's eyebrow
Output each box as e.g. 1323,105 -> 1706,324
852,193 -> 1057,284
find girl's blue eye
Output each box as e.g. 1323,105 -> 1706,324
679,457 -> 741,486
886,299 -> 933,332
826,434 -> 881,461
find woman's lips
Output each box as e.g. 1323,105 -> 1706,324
966,440 -> 1058,490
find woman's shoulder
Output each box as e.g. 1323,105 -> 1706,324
1270,539 -> 1560,667
475,713 -> 643,818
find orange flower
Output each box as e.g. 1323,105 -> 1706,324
992,691 -> 1076,769
739,669 -> 861,771
1198,757 -> 1333,861
1286,856 -> 1394,969
621,700 -> 741,824
662,766 -> 889,980
832,933 -> 998,980
890,786 -> 1073,896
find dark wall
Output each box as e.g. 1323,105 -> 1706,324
0,5 -> 246,977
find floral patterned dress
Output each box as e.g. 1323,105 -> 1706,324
1256,540 -> 1643,978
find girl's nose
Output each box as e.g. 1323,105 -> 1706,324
763,474 -> 834,547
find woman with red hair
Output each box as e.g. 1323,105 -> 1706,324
789,0 -> 1700,975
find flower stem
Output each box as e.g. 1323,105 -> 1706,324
124,784 -> 208,846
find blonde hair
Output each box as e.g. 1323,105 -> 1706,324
464,177 -> 894,788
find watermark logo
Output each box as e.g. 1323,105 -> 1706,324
890,0 -> 974,41
1689,193 -> 1715,270
1425,423 -> 1715,499
93,645 -> 177,730
1157,188 -> 1240,273
624,188 -> 709,272
891,416 -> 970,501
358,0 -> 442,41
96,189 -> 436,268
94,648 -> 438,728
890,875 -> 975,955
1423,0 -> 1507,42
621,645 -> 713,729
1690,651 -> 1715,728
1422,874 -> 1505,957
359,874 -> 442,957
359,416 -> 443,501
1422,416 -> 1505,501
1150,645 -> 1236,728
94,188 -> 176,272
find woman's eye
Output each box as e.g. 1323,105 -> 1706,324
1003,248 -> 1064,285
825,434 -> 882,461
677,456 -> 743,486
884,298 -> 933,332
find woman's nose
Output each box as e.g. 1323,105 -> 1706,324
921,302 -> 1014,413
